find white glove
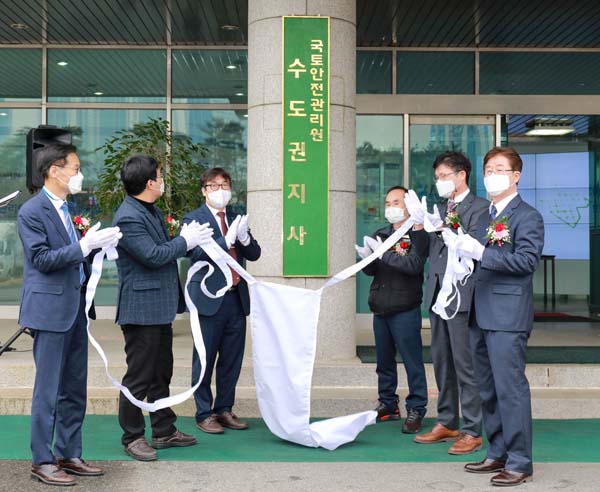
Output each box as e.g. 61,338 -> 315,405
79,222 -> 123,256
225,215 -> 241,249
424,204 -> 444,232
404,190 -> 426,224
354,236 -> 373,259
455,233 -> 485,261
180,221 -> 214,251
364,235 -> 384,259
237,215 -> 250,244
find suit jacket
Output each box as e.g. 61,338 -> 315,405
112,195 -> 187,325
17,191 -> 95,332
183,204 -> 261,317
425,192 -> 489,312
471,194 -> 544,333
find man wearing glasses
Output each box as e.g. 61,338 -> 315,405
413,152 -> 488,455
183,167 -> 261,434
454,147 -> 544,487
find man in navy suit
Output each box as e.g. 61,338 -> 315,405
113,154 -> 213,461
18,143 -> 121,486
184,167 -> 261,434
454,147 -> 544,487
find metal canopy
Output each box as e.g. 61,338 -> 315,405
0,0 -> 599,47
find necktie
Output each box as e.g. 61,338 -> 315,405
61,202 -> 85,285
217,211 -> 240,286
490,204 -> 498,220
447,199 -> 457,213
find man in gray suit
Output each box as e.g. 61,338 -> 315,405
412,152 -> 488,455
113,154 -> 213,461
455,147 -> 544,487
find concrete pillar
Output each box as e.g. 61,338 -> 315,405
247,0 -> 356,361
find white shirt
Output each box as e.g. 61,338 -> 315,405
206,203 -> 229,235
491,192 -> 518,217
42,186 -> 89,256
206,203 -> 250,246
452,188 -> 470,204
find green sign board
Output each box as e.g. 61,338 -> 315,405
282,16 -> 330,276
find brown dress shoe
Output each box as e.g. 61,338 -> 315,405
464,458 -> 506,474
491,470 -> 532,486
197,415 -> 225,434
152,429 -> 197,449
58,458 -> 104,476
31,463 -> 76,486
414,423 -> 459,444
217,411 -> 249,430
448,434 -> 483,455
124,437 -> 158,461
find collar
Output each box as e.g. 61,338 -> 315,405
206,203 -> 226,217
42,186 -> 66,212
491,192 -> 518,217
451,188 -> 470,204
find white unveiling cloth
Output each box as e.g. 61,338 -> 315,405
84,218 -> 416,450
431,228 -> 474,320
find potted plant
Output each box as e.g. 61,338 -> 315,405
96,117 -> 208,236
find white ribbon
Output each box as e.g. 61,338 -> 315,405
431,228 -> 474,320
85,247 -> 208,412
84,219 -> 416,449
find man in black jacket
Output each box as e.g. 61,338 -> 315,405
360,186 -> 429,434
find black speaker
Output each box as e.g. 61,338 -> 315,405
26,125 -> 72,193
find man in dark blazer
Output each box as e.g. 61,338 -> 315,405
413,152 -> 488,455
359,186 -> 429,434
113,154 -> 213,461
184,167 -> 261,434
457,147 -> 544,487
18,143 -> 121,486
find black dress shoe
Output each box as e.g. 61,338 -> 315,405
491,470 -> 532,486
402,409 -> 423,434
464,458 -> 506,474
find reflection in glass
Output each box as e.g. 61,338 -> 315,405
0,109 -> 42,304
409,123 -> 494,208
46,109 -> 166,305
356,115 -> 404,313
48,49 -> 166,103
172,50 -> 248,103
397,52 -> 474,95
0,49 -> 42,101
356,51 -> 392,94
171,110 -> 248,214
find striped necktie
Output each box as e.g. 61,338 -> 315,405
60,202 -> 86,285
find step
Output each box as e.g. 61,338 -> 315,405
2,387 -> 600,419
2,361 -> 600,389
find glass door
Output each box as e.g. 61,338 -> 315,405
408,115 -> 496,206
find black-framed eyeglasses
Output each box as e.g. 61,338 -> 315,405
204,182 -> 231,191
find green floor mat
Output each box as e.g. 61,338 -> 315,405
357,345 -> 600,364
2,416 -> 599,462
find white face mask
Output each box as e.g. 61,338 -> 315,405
159,180 -> 165,196
385,206 -> 405,224
59,169 -> 84,195
435,179 -> 455,199
208,189 -> 231,209
484,173 -> 511,197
